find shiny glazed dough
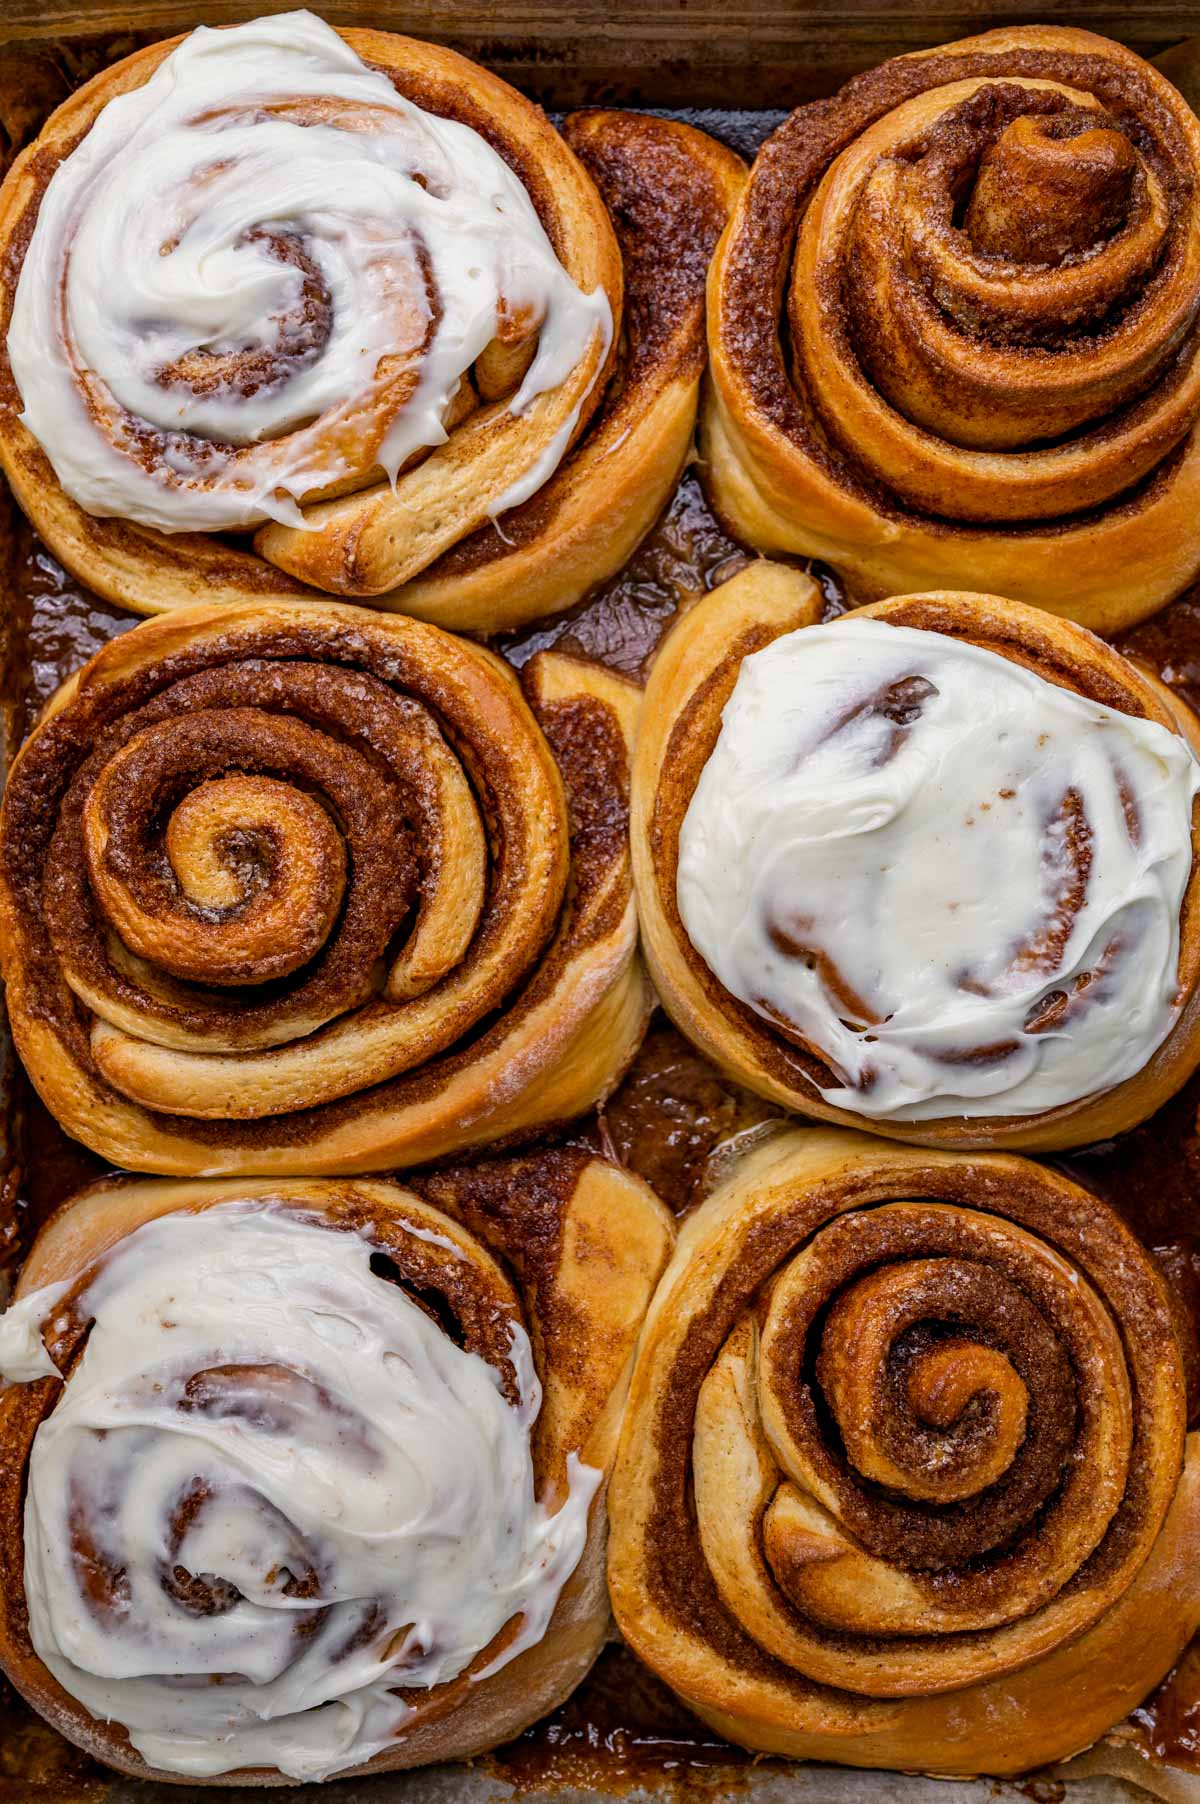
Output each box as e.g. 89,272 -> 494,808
11,1204 -> 596,1781
6,10 -> 610,536
677,618 -> 1200,1120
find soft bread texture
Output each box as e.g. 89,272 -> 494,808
0,601 -> 650,1173
704,26 -> 1200,633
632,562 -> 1200,1151
0,1156 -> 673,1783
608,1126 -> 1200,1776
0,20 -> 742,627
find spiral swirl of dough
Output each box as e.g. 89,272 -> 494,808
608,1129 -> 1200,1775
705,26 -> 1200,631
0,600 -> 648,1174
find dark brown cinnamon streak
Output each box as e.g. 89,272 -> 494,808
705,26 -> 1200,633
0,601 -> 649,1174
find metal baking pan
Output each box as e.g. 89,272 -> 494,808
1,4 -> 1200,1801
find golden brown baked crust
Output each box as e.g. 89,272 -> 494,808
631,562 -> 1200,1152
608,1126 -> 1200,1776
0,26 -> 742,627
0,1155 -> 673,1783
704,26 -> 1200,634
0,600 -> 650,1173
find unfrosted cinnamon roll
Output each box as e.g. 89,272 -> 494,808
705,27 -> 1200,633
0,600 -> 648,1174
0,11 -> 742,629
0,1153 -> 672,1782
632,564 -> 1200,1150
608,1127 -> 1200,1776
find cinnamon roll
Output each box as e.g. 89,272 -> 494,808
0,10 -> 743,629
608,1127 -> 1200,1775
0,600 -> 648,1173
705,27 -> 1200,633
632,565 -> 1200,1150
0,1153 -> 672,1782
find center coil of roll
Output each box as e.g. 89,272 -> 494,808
695,1198 -> 1152,1695
796,76 -> 1200,523
37,620 -> 568,1120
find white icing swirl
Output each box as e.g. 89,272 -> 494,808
7,10 -> 611,533
677,618 -> 1200,1121
0,1282 -> 67,1383
8,1204 -> 597,1781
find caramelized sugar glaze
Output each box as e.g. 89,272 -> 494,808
2,42 -> 1200,1802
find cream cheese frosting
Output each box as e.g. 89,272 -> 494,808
6,10 -> 611,533
0,1282 -> 68,1383
677,618 -> 1200,1121
3,1203 -> 598,1780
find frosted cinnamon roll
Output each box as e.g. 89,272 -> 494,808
632,565 -> 1200,1150
608,1127 -> 1200,1775
705,27 -> 1200,633
0,11 -> 742,628
0,1155 -> 671,1782
0,600 -> 648,1174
